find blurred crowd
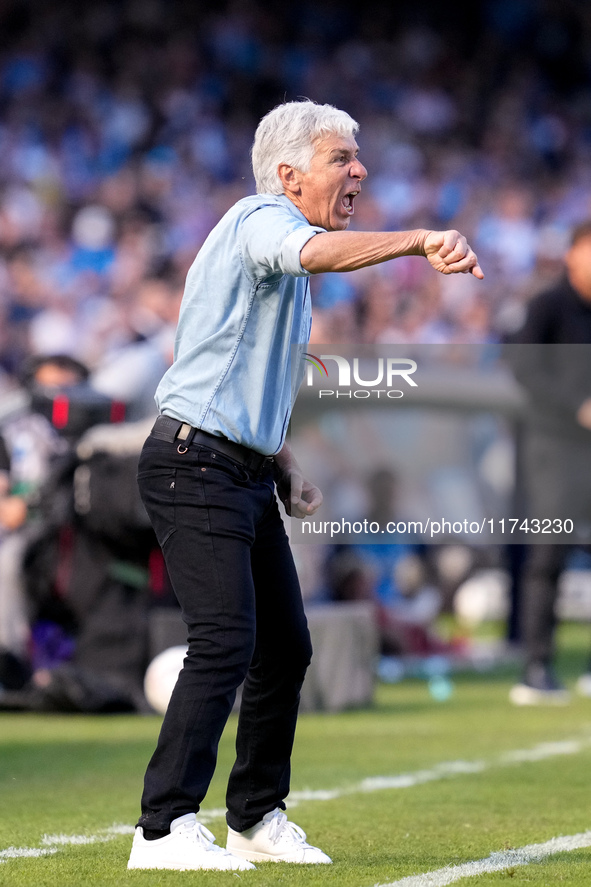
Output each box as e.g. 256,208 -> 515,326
0,0 -> 590,390
2,0 -> 591,709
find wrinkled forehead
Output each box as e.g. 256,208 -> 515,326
312,132 -> 360,158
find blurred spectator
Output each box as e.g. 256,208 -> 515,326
0,0 -> 588,379
507,220 -> 591,705
325,467 -> 452,658
91,275 -> 181,419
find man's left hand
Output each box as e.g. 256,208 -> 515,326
274,443 -> 323,518
283,470 -> 323,519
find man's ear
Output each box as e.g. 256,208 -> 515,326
278,163 -> 301,195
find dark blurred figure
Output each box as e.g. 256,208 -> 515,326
0,355 -> 87,675
507,221 -> 591,704
0,355 -> 158,712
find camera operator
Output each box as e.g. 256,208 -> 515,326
0,355 -> 87,684
0,355 -> 156,712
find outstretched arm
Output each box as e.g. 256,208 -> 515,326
299,228 -> 484,278
274,442 -> 323,519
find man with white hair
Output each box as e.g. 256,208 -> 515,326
128,100 -> 482,872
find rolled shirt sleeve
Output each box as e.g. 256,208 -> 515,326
240,202 -> 326,279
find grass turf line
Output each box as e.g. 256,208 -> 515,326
1,621 -> 591,885
376,831 -> 591,886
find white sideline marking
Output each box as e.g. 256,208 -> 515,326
41,833 -> 112,846
1,735 -> 590,866
375,830 -> 591,887
195,807 -> 227,823
499,740 -> 582,763
0,846 -> 57,863
103,824 -> 135,835
289,737 -> 590,805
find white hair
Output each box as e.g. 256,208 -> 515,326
251,100 -> 359,195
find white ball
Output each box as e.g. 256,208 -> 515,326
453,569 -> 510,628
144,645 -> 188,715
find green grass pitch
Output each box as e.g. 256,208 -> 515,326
2,622 -> 591,886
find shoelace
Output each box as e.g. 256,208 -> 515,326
179,820 -> 230,854
266,810 -> 310,847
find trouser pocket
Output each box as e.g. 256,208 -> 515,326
137,468 -> 177,548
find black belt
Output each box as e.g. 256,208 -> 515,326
150,415 -> 273,473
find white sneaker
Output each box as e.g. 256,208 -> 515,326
128,813 -> 256,871
509,682 -> 571,706
576,673 -> 591,697
226,808 -> 332,864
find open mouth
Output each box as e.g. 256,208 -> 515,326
342,190 -> 359,214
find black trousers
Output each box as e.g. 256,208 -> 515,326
136,435 -> 312,833
520,543 -> 566,666
520,432 -> 591,668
